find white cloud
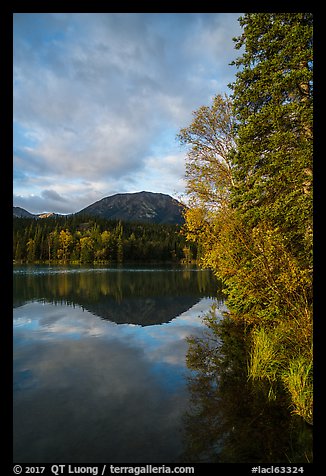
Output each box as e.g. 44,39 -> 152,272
141,152 -> 186,195
13,13 -> 243,213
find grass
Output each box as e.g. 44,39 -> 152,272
248,326 -> 283,382
248,325 -> 313,425
282,355 -> 313,425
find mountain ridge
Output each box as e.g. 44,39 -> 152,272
13,191 -> 185,225
13,207 -> 62,219
76,191 -> 185,224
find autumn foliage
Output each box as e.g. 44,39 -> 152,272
179,13 -> 313,424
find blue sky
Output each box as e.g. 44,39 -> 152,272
13,13 -> 242,214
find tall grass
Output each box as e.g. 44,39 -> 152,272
248,327 -> 283,382
248,326 -> 313,425
282,356 -> 313,425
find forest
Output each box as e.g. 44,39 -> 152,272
179,13 -> 313,427
13,214 -> 195,264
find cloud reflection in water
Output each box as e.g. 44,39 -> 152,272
14,296 -> 221,462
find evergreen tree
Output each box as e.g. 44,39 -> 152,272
179,13 -> 313,424
227,13 -> 313,424
230,13 -> 313,268
26,238 -> 36,263
115,221 -> 124,263
13,216 -> 191,264
14,235 -> 23,263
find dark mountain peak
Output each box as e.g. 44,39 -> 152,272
77,191 -> 185,224
13,206 -> 36,218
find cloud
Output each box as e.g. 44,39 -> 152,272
41,189 -> 65,202
13,13 -> 243,213
127,151 -> 187,199
14,187 -> 104,214
14,334 -> 190,462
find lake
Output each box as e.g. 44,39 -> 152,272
13,265 -> 224,463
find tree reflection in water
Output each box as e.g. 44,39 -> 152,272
13,265 -> 218,326
181,306 -> 313,464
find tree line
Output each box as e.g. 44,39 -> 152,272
13,215 -> 196,264
179,13 -> 313,425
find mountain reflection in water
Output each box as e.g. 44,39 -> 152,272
13,265 -> 221,325
13,265 -> 224,463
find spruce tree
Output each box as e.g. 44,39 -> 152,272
179,13 -> 313,424
228,13 -> 313,423
230,13 -> 313,268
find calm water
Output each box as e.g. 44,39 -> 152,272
13,265 -> 224,463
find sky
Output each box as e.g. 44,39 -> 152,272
13,12 -> 243,214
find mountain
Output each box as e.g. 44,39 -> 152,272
37,212 -> 60,219
13,206 -> 36,218
76,191 -> 185,224
13,192 -> 185,224
13,207 -> 62,219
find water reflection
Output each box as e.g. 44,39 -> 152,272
14,333 -> 191,462
182,308 -> 313,463
13,266 -> 224,463
13,265 -> 220,326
